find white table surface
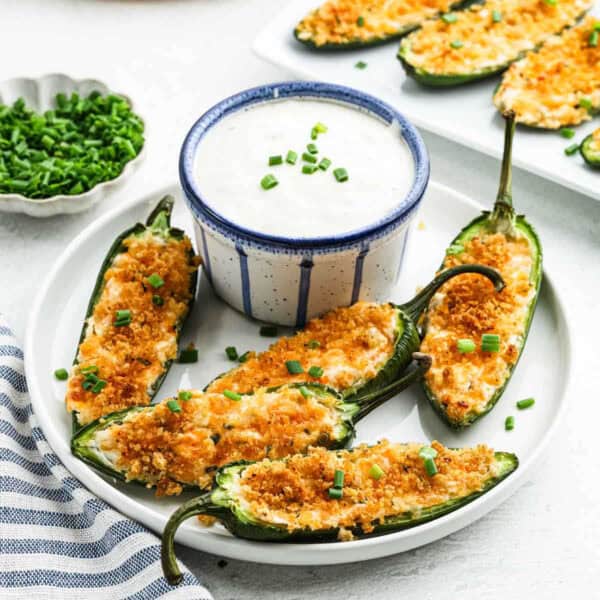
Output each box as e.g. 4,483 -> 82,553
1,1 -> 599,598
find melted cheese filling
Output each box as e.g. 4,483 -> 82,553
420,232 -> 535,424
296,0 -> 457,46
494,17 -> 600,128
233,440 -> 498,535
65,230 -> 198,425
401,0 -> 591,75
207,302 -> 399,395
98,386 -> 342,496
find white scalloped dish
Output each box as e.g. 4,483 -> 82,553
0,74 -> 145,217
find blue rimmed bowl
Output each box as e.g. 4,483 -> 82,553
180,81 -> 429,326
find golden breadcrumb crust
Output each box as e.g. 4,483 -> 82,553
296,0 -> 457,46
494,17 -> 600,128
98,386 -> 342,496
207,302 -> 398,395
237,440 -> 497,533
65,231 -> 198,425
401,0 -> 592,76
420,232 -> 534,423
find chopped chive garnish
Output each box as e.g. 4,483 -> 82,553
457,339 -> 476,354
114,309 -> 131,326
357,16 -> 365,26
565,143 -> 580,156
260,174 -> 278,190
450,40 -> 463,49
333,168 -> 348,182
286,150 -> 298,165
333,469 -> 344,488
419,446 -> 438,460
544,0 -> 557,5
589,31 -> 599,47
560,127 -> 575,139
313,122 -> 328,134
91,380 -> 107,394
419,447 -> 438,476
268,155 -> 283,166
79,365 -> 99,374
516,397 -> 535,410
369,464 -> 385,480
225,346 -> 238,361
152,294 -> 164,306
328,487 -> 343,499
299,385 -> 314,398
260,325 -> 278,337
238,351 -> 251,363
307,339 -> 321,349
178,390 -> 193,402
579,97 -> 593,111
147,273 -> 164,289
594,21 -> 600,31
307,143 -> 318,154
481,333 -> 500,352
223,389 -> 242,402
308,365 -> 324,378
167,399 -> 182,413
355,61 -> 368,69
318,158 -> 331,171
178,345 -> 198,363
302,164 -> 318,174
54,368 -> 69,381
492,9 -> 502,22
302,152 -> 317,164
441,13 -> 457,23
505,415 -> 515,430
446,243 -> 464,255
285,360 -> 304,374
82,380 -> 94,391
423,457 -> 438,476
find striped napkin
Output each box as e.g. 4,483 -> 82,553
0,317 -> 213,599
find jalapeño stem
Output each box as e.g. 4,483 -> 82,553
490,112 -> 517,232
162,493 -> 221,586
147,195 -> 174,234
354,353 -> 431,420
398,264 -> 505,323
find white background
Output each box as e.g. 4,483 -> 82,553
0,1 -> 598,599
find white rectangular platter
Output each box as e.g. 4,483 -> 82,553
253,1 -> 600,201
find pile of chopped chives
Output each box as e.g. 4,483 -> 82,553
0,92 -> 144,199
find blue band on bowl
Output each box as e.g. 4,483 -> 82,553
180,81 -> 429,254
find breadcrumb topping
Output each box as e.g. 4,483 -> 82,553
234,440 -> 498,533
401,0 -> 591,76
65,230 -> 198,425
296,0 -> 456,46
494,17 -> 600,128
420,232 -> 535,424
207,302 -> 398,395
97,386 -> 344,496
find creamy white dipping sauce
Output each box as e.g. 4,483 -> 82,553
193,99 -> 415,239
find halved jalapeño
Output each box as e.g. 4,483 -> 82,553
420,113 -> 542,427
65,196 -> 199,431
207,264 -> 504,402
161,440 -> 518,584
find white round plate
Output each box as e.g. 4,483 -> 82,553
25,182 -> 571,566
0,73 -> 145,217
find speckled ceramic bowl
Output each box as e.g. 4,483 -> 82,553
0,74 -> 145,218
180,81 -> 429,326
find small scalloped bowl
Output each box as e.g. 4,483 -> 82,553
0,74 -> 145,218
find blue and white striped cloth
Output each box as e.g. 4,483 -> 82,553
0,317 -> 213,599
